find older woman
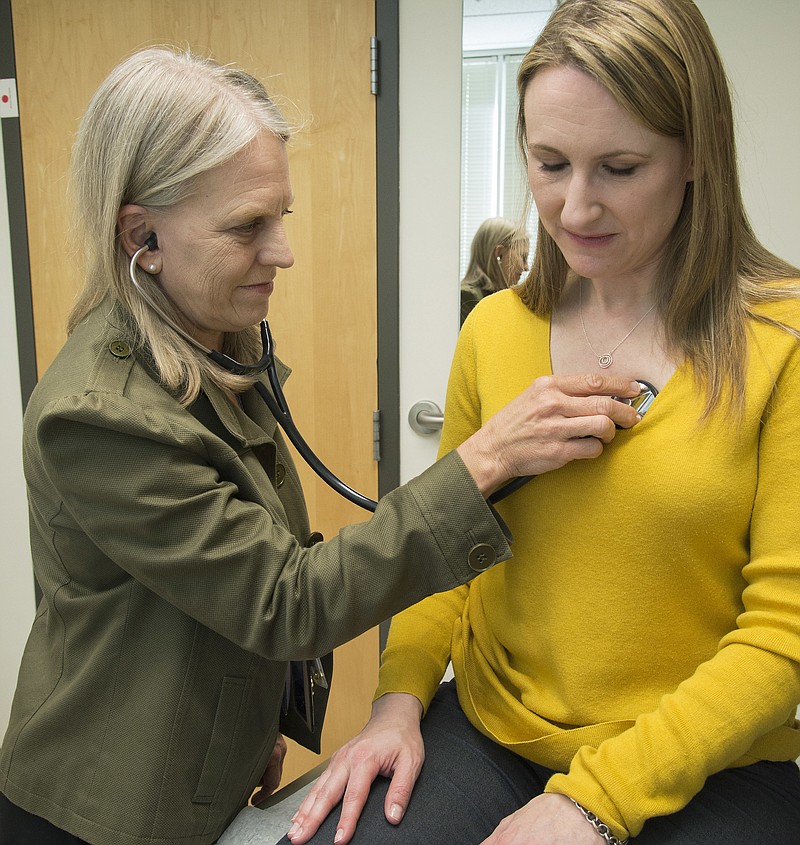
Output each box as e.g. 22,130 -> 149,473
460,217 -> 530,325
289,1 -> 800,843
0,49 -> 640,845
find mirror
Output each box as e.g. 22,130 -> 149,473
458,0 -> 557,324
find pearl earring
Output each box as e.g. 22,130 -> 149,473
147,264 -> 157,273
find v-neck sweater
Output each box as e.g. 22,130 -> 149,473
376,287 -> 800,839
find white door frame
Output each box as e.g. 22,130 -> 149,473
397,0 -> 462,484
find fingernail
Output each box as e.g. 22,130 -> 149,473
288,822 -> 301,837
334,830 -> 344,843
390,803 -> 404,821
636,413 -> 643,422
630,380 -> 642,392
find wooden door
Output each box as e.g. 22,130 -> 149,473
11,0 -> 378,786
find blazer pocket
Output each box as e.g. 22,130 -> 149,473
193,676 -> 248,804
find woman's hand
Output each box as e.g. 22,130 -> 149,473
287,693 -> 424,844
480,794 -> 604,845
458,373 -> 643,497
251,733 -> 288,807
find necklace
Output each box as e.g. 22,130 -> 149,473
579,280 -> 657,369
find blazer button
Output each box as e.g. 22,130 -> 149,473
305,531 -> 324,547
275,463 -> 286,487
468,543 -> 496,572
108,340 -> 131,358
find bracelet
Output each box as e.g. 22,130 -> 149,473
570,799 -> 629,845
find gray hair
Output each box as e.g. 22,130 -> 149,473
68,47 -> 293,403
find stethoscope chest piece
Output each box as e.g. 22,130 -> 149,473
488,379 -> 659,505
616,380 -> 658,417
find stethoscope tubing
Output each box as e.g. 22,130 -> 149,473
129,246 -> 656,513
487,474 -> 534,505
254,379 -> 378,512
130,245 -> 379,510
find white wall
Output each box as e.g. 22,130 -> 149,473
695,0 -> 800,267
0,125 -> 36,736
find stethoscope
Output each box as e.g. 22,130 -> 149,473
487,379 -> 657,505
129,242 -> 658,513
130,241 -> 379,510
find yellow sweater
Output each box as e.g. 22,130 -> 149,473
376,288 -> 800,839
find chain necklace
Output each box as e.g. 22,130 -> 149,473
579,280 -> 657,369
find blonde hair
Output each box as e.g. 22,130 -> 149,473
68,47 -> 293,404
516,0 -> 800,415
461,217 -> 528,294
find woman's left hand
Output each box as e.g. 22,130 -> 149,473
479,794 -> 603,844
251,734 -> 288,807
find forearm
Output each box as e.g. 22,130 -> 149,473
33,403 -> 510,661
547,645 -> 800,839
375,584 -> 468,711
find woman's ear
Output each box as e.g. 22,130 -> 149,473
118,205 -> 154,258
118,205 -> 160,273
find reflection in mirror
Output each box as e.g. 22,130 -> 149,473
459,0 -> 557,321
460,218 -> 530,325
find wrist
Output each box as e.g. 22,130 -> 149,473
570,800 -> 629,845
457,435 -> 507,497
371,692 -> 423,723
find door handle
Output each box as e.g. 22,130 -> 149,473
408,400 -> 444,435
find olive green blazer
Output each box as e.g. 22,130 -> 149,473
0,303 -> 510,845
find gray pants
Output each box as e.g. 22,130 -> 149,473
292,680 -> 800,844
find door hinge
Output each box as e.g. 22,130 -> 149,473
370,37 -> 378,96
372,410 -> 381,461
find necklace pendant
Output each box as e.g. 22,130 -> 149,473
579,280 -> 657,373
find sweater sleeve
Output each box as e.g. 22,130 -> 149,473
375,319 -> 488,710
545,345 -> 800,839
